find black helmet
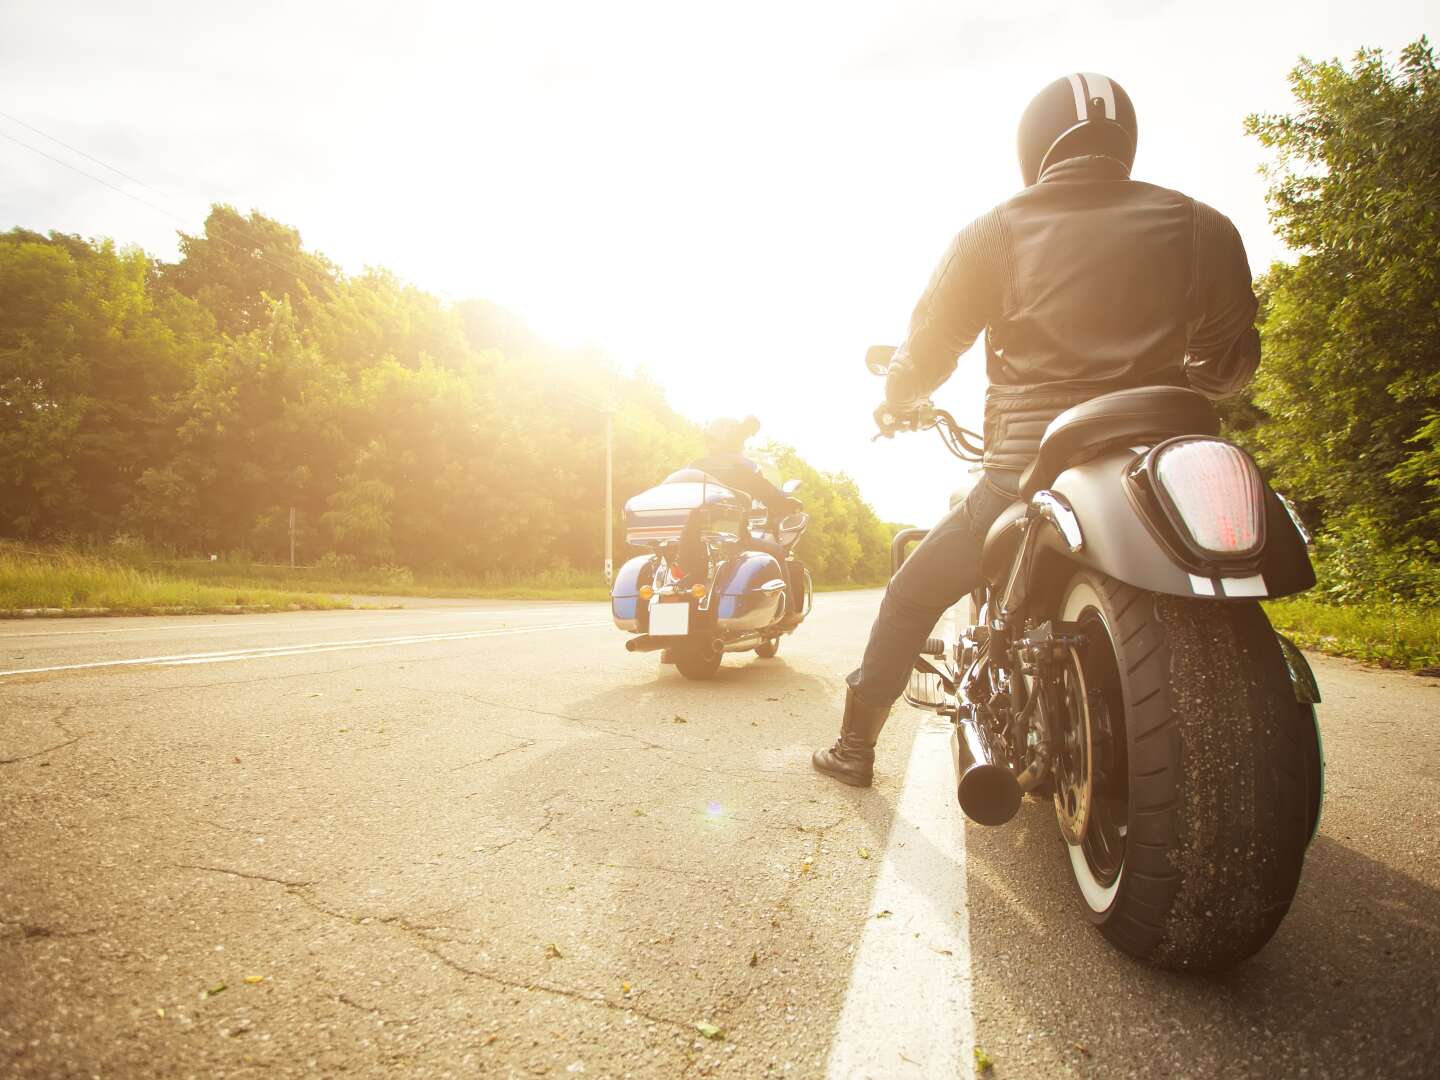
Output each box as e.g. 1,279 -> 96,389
1017,73 -> 1137,187
703,415 -> 760,455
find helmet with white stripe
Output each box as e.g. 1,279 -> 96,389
1017,73 -> 1137,187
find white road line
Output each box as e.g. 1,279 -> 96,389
0,608 -> 554,639
0,621 -> 608,678
826,715 -> 973,1079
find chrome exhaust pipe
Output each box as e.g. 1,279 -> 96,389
715,634 -> 765,653
625,635 -> 669,653
951,718 -> 1022,826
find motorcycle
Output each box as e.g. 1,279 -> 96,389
610,468 -> 813,679
868,345 -> 1325,971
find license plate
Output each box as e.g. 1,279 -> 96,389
649,600 -> 690,637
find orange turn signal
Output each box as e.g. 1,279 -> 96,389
639,585 -> 653,599
690,584 -> 706,598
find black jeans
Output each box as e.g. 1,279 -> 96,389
846,472 -> 1016,709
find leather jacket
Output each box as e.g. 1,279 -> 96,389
886,155 -> 1261,483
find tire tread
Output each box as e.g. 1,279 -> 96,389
1058,571 -> 1308,972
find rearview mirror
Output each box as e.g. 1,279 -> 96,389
781,478 -> 802,495
865,345 -> 897,376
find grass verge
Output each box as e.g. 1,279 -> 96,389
157,559 -> 613,603
0,548 -> 350,615
1264,596 -> 1440,671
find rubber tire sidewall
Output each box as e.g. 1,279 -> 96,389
1058,576 -> 1126,917
1055,569 -> 1309,971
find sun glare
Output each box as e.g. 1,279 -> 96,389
3,0 -> 1431,521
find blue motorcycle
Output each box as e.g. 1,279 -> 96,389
610,469 -> 812,679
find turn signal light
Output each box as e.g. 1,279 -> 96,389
639,585 -> 653,599
690,584 -> 707,599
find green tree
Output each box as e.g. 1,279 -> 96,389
757,445 -> 895,585
1242,38 -> 1440,599
3,209 -> 896,582
0,228 -> 209,540
133,298 -> 350,554
163,205 -> 336,337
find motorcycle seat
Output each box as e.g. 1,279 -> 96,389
1018,386 -> 1219,500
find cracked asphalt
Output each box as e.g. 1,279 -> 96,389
2,595 -> 1438,1078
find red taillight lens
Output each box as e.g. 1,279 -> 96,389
1153,440 -> 1264,555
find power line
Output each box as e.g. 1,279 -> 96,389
0,110 -> 161,193
0,129 -> 184,224
1,119 -> 333,298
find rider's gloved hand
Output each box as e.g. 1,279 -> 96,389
768,498 -> 802,531
873,401 -> 915,437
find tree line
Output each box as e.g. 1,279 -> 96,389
0,208 -> 898,584
5,38 -> 1436,602
1233,36 -> 1440,604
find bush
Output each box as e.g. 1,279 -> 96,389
1311,512 -> 1440,607
314,551 -> 358,573
375,564 -> 415,587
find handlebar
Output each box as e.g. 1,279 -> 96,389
865,346 -> 984,461
874,399 -> 984,462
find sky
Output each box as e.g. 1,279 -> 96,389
2,0 -> 1433,524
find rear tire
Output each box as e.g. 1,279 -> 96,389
1054,570 -> 1309,971
755,638 -> 780,659
674,639 -> 723,680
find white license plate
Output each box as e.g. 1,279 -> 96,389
649,600 -> 690,637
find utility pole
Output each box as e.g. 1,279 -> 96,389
603,409 -> 614,585
289,506 -> 296,569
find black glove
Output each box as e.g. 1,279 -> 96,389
873,401 -> 916,437
769,497 -> 802,530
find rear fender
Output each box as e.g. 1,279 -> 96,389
1032,448 -> 1315,601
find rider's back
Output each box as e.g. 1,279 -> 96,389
896,154 -> 1259,485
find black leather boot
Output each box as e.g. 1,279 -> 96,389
812,688 -> 890,787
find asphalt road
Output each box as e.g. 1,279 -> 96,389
2,594 -> 1437,1078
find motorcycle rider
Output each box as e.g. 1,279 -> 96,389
814,73 -> 1263,786
689,417 -> 785,507
688,416 -> 803,574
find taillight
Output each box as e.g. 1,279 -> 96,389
1151,439 -> 1265,557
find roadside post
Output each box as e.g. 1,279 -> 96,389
604,409 -> 614,585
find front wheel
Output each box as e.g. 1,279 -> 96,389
673,638 -> 723,680
1052,570 -> 1310,971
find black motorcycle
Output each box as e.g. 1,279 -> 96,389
610,469 -> 812,679
869,345 -> 1324,971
